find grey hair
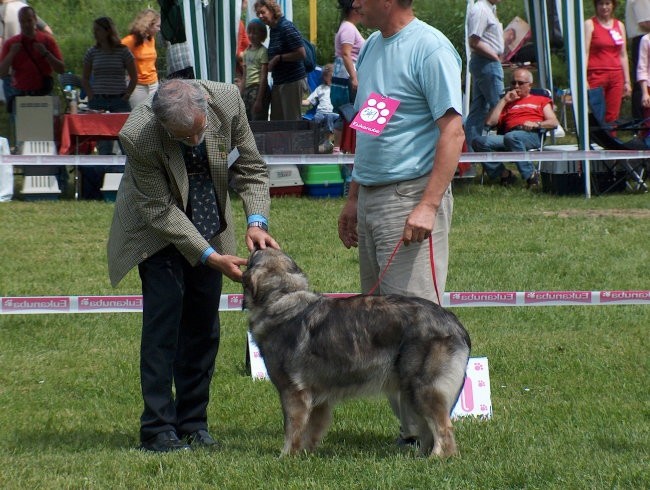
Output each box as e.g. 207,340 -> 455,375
513,67 -> 534,83
151,79 -> 208,128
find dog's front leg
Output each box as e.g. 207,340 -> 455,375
279,388 -> 312,456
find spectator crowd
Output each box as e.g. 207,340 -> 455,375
2,0 -> 649,202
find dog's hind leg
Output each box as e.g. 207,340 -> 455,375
301,401 -> 333,452
411,388 -> 457,458
280,388 -> 313,456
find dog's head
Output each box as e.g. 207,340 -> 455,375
242,248 -> 310,309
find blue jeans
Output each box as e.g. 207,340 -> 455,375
313,111 -> 340,133
472,130 -> 540,180
464,56 -> 504,150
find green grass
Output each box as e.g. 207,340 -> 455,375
0,185 -> 649,489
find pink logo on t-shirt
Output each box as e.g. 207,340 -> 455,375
350,92 -> 400,136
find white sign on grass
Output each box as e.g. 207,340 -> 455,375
247,334 -> 492,419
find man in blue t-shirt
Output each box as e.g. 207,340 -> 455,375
337,0 -> 465,449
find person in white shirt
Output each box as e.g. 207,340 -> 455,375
302,64 -> 339,152
465,0 -> 504,151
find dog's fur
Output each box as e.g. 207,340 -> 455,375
242,248 -> 471,458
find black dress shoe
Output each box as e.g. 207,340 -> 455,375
527,171 -> 540,189
185,429 -> 220,449
140,430 -> 191,453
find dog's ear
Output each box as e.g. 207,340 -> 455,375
243,263 -> 268,305
283,254 -> 303,275
242,262 -> 256,291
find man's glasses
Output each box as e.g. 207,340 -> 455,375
511,80 -> 531,87
166,121 -> 208,143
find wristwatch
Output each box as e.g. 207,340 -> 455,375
247,221 -> 268,232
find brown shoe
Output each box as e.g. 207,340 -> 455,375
500,169 -> 517,186
527,171 -> 540,189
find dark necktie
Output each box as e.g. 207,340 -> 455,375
182,142 -> 220,240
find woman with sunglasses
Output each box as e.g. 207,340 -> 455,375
585,0 -> 631,124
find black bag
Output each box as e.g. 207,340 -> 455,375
38,75 -> 54,96
330,76 -> 350,109
21,40 -> 55,95
301,37 -> 317,73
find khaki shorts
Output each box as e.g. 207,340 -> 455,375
357,174 -> 453,304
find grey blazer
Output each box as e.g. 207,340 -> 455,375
107,80 -> 270,287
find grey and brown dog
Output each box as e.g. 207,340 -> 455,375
242,248 -> 471,458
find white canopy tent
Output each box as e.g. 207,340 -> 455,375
175,0 -> 293,83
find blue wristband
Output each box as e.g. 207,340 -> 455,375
201,247 -> 216,264
247,214 -> 268,226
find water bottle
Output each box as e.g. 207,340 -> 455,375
69,89 -> 78,114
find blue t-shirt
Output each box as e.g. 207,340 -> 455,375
352,19 -> 462,186
268,16 -> 306,85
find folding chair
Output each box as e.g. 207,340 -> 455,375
302,66 -> 337,152
478,88 -> 556,184
587,87 -> 649,194
302,66 -> 322,122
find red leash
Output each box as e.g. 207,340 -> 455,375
366,235 -> 441,305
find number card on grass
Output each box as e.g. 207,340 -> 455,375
247,332 -> 269,380
451,356 -> 492,419
248,333 -> 492,419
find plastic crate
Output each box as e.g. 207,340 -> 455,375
304,183 -> 344,198
100,172 -> 123,202
540,161 -> 583,195
299,164 -> 343,185
269,164 -> 304,197
249,120 -> 319,154
300,164 -> 344,197
20,175 -> 61,201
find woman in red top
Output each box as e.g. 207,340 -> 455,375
585,0 -> 631,123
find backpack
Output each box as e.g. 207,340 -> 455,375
302,37 -> 317,73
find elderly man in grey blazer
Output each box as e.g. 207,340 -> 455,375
107,78 -> 278,452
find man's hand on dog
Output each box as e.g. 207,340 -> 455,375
205,254 -> 248,282
245,226 -> 280,254
205,228 -> 279,282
